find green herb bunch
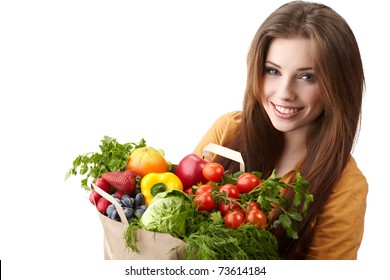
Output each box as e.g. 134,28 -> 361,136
244,171 -> 313,239
65,136 -> 146,190
183,218 -> 280,260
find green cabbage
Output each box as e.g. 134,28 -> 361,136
139,190 -> 197,239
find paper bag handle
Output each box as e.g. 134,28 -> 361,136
202,143 -> 245,172
91,183 -> 129,226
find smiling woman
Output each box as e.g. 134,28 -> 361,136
1,0 -> 386,277
261,37 -> 324,176
262,37 -> 323,159
193,1 -> 368,260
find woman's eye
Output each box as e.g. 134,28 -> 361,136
265,67 -> 278,76
300,73 -> 315,82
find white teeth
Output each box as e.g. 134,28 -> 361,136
275,105 -> 299,114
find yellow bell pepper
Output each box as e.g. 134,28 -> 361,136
140,172 -> 183,205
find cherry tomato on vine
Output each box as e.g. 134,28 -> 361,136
184,187 -> 193,196
202,162 -> 225,183
236,173 -> 261,193
246,209 -> 267,228
224,210 -> 246,229
246,201 -> 261,211
193,191 -> 216,212
218,201 -> 240,216
195,183 -> 214,196
219,184 -> 240,199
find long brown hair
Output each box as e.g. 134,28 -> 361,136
215,1 -> 365,259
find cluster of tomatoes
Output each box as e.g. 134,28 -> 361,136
185,162 -> 267,230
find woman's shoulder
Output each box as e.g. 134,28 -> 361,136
333,156 -> 368,196
215,110 -> 242,125
342,156 -> 367,182
307,156 -> 368,260
193,111 -> 242,156
205,110 -> 243,138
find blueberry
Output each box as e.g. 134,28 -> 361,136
123,207 -> 134,220
110,209 -> 119,221
121,195 -> 133,208
114,197 -> 123,206
106,204 -> 116,217
134,193 -> 144,208
134,207 -> 146,219
137,205 -> 148,212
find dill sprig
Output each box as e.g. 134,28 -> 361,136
183,223 -> 280,260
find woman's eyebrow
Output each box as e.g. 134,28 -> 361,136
265,61 -> 313,71
297,67 -> 314,71
265,61 -> 281,68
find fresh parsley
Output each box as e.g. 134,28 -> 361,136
65,136 -> 146,190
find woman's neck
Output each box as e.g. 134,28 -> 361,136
275,131 -> 307,177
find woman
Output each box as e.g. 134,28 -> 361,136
193,1 -> 368,260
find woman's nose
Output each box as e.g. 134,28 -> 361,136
277,77 -> 296,101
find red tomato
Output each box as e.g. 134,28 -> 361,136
224,210 -> 246,229
246,209 -> 267,228
202,162 -> 225,183
236,173 -> 261,193
246,201 -> 260,211
184,187 -> 194,196
219,184 -> 240,199
218,201 -> 240,216
195,183 -> 214,196
193,191 -> 216,212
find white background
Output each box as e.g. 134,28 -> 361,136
0,1 -> 388,279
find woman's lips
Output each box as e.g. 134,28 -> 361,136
272,103 -> 303,119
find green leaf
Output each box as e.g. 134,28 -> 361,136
81,178 -> 89,190
209,211 -> 223,224
108,158 -> 121,170
293,192 -> 302,207
233,171 -> 245,178
287,210 -> 302,222
278,213 -> 291,228
251,171 -> 262,179
80,164 -> 89,175
222,173 -> 237,184
64,171 -> 72,181
256,196 -> 273,214
303,193 -> 314,214
286,227 -> 298,239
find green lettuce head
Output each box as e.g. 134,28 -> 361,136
139,190 -> 197,239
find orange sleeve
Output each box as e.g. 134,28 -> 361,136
306,157 -> 368,259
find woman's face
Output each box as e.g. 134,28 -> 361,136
261,37 -> 324,136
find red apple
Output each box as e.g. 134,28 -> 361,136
175,154 -> 208,189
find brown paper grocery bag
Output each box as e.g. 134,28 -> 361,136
202,143 -> 245,172
92,183 -> 184,260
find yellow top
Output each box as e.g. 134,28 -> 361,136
193,111 -> 368,260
